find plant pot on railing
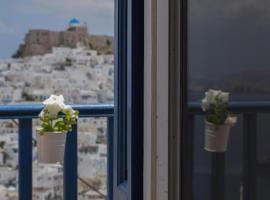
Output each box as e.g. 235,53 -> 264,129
37,131 -> 67,163
201,89 -> 237,152
37,94 -> 79,164
204,121 -> 232,152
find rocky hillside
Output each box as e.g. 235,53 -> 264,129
88,35 -> 114,55
12,29 -> 113,58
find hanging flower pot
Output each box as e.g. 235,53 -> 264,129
36,94 -> 79,164
201,89 -> 237,152
37,131 -> 67,163
204,121 -> 232,152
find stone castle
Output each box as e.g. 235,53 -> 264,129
13,18 -> 113,58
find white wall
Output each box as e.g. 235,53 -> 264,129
144,0 -> 169,199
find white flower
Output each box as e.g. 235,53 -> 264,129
219,92 -> 229,102
201,89 -> 230,111
44,104 -> 61,119
42,95 -> 65,119
63,105 -> 78,118
206,89 -> 221,103
38,94 -> 79,133
43,95 -> 65,108
225,116 -> 237,126
38,110 -> 45,118
201,98 -> 209,111
36,127 -> 43,132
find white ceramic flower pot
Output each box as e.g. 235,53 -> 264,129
204,121 -> 231,152
37,131 -> 67,164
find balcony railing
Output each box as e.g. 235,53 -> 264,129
0,103 -> 114,200
4,101 -> 266,200
185,101 -> 270,200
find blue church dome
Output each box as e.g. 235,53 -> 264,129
69,18 -> 80,25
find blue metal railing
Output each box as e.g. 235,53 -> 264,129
0,103 -> 114,200
186,101 -> 269,200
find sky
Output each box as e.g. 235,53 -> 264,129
0,0 -> 114,58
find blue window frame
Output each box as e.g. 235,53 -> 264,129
113,0 -> 144,199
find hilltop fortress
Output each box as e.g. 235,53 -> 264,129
13,18 -> 113,58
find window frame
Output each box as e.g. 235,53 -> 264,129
168,0 -> 189,199
113,0 -> 144,199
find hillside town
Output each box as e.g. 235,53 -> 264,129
0,19 -> 113,200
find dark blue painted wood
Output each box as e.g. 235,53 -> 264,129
114,0 -> 128,199
114,0 -> 144,199
211,153 -> 225,200
126,0 -> 144,199
182,115 -> 194,200
189,101 -> 270,114
0,104 -> 113,119
19,119 -> 32,200
243,114 -> 257,200
64,125 -> 78,200
107,117 -> 114,200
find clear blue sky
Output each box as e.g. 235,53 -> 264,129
0,0 -> 114,59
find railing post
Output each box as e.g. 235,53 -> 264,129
64,124 -> 78,200
182,114 -> 195,200
243,114 -> 257,200
19,119 -> 32,200
107,117 -> 114,200
211,153 -> 225,200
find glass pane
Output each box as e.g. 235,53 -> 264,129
188,1 -> 270,200
188,0 -> 270,101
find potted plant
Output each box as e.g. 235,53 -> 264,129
36,95 -> 79,163
201,89 -> 237,152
